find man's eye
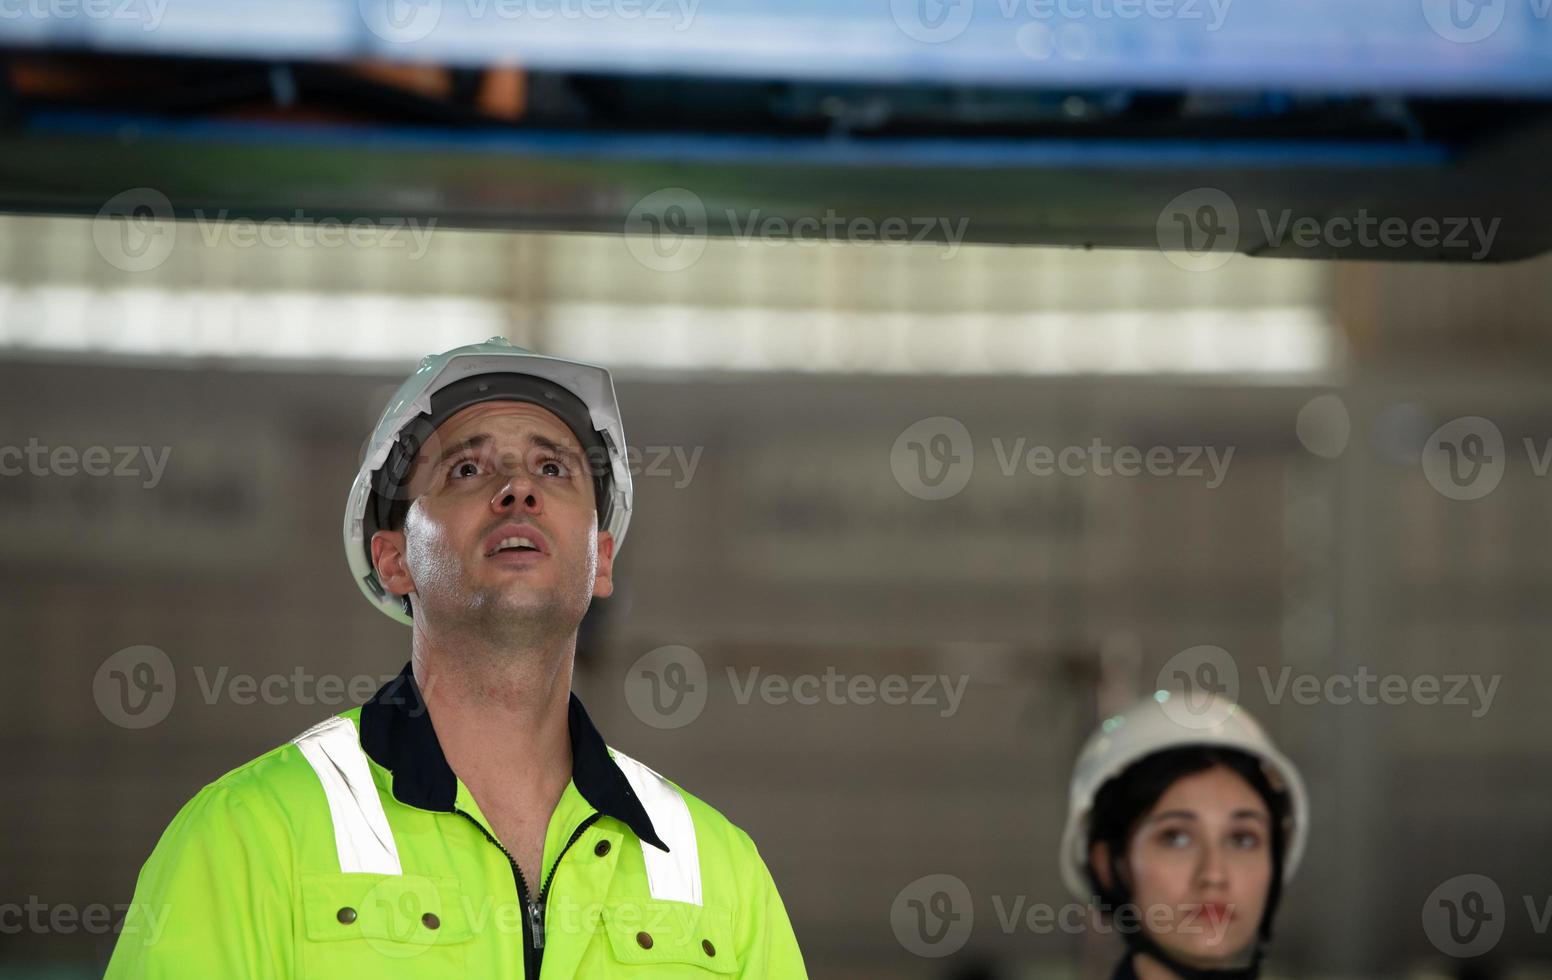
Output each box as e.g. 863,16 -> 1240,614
539,458 -> 569,478
450,459 -> 483,480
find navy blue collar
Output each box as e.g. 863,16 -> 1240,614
359,662 -> 667,851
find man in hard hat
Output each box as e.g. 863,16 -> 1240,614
107,338 -> 808,978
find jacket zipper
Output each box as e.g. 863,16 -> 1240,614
455,808 -> 540,978
455,808 -> 602,979
534,812 -> 602,950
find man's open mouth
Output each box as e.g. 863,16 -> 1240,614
491,537 -> 540,554
482,524 -> 549,557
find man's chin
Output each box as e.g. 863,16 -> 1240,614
474,590 -> 553,617
465,590 -> 581,634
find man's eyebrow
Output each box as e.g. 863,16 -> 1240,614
530,434 -> 584,465
433,434 -> 492,470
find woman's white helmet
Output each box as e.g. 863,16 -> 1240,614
1058,692 -> 1308,901
344,337 -> 632,625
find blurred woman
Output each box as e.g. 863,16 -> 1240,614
1058,693 -> 1308,980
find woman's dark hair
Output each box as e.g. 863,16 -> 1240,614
1085,745 -> 1292,940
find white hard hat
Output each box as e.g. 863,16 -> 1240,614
1058,692 -> 1308,901
344,337 -> 632,625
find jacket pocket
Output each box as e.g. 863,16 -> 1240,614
299,872 -> 473,976
602,901 -> 739,974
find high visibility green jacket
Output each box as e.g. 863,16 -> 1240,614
106,664 -> 807,979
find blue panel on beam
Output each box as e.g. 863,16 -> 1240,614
26,111 -> 1454,171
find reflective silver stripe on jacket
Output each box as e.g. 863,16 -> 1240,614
293,716 -> 403,875
611,749 -> 703,906
292,717 -> 702,904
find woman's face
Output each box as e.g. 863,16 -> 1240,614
1121,764 -> 1274,968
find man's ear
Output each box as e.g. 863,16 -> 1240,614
591,529 -> 615,599
371,529 -> 416,598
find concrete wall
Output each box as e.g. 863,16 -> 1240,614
3,356 -> 1549,977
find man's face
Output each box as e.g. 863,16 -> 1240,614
370,400 -> 614,642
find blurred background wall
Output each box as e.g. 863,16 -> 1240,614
1,213 -> 1550,979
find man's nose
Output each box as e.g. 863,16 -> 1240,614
491,469 -> 541,515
